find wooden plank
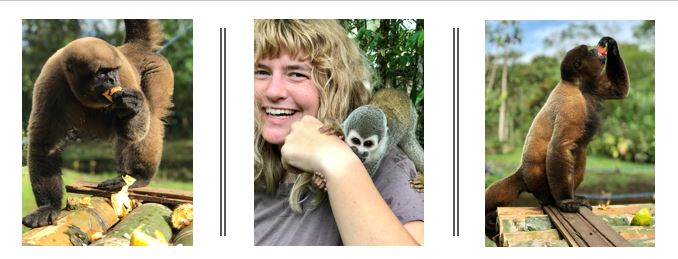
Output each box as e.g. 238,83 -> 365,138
544,206 -> 581,247
591,204 -> 655,216
580,207 -> 633,247
66,181 -> 192,205
545,206 -> 632,247
497,207 -> 545,216
501,229 -> 561,247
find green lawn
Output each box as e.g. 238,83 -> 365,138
485,149 -> 655,194
22,166 -> 191,233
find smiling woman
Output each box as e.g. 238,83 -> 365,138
253,19 -> 424,246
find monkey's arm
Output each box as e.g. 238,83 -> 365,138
545,113 -> 589,212
597,36 -> 629,99
400,132 -> 424,191
111,88 -> 151,143
23,73 -> 70,228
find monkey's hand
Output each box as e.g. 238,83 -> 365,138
312,172 -> 328,192
112,88 -> 145,118
409,173 -> 424,192
598,36 -> 618,57
22,205 -> 60,228
556,199 -> 592,213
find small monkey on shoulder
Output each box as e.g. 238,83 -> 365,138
317,88 -> 424,191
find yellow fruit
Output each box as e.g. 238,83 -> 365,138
630,208 -> 653,226
102,86 -> 123,102
130,230 -> 168,246
171,203 -> 194,230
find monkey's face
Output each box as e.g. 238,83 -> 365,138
254,53 -> 320,144
346,130 -> 381,162
560,45 -> 605,84
62,38 -> 124,108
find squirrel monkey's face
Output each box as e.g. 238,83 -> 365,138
254,53 -> 320,145
346,130 -> 381,162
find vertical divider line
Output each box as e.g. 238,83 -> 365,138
452,28 -> 457,236
455,28 -> 460,237
220,28 -> 226,237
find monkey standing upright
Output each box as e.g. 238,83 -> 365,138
484,37 -> 629,238
23,20 -> 174,228
319,88 -> 424,190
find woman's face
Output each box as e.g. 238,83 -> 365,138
255,53 -> 320,145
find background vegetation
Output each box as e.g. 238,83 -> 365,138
485,21 -> 655,203
340,19 -> 425,145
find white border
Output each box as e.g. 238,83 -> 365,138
2,1 -> 673,258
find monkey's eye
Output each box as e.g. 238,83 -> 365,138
364,141 -> 373,148
351,138 -> 361,145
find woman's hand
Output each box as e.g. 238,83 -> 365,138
281,115 -> 356,179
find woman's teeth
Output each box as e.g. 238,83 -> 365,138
266,108 -> 296,117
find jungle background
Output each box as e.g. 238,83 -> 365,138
485,20 -> 655,207
339,19 -> 425,145
21,19 -> 193,231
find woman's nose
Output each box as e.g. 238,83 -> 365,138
264,73 -> 287,100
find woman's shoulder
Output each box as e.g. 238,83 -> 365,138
373,148 -> 418,181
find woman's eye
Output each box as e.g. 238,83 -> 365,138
254,70 -> 270,78
288,72 -> 309,80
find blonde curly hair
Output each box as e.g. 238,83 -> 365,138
254,19 -> 371,212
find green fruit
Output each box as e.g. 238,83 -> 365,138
630,208 -> 653,226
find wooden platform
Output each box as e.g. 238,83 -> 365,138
496,204 -> 654,247
66,181 -> 192,206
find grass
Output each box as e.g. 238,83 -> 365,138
22,166 -> 191,233
485,149 -> 655,194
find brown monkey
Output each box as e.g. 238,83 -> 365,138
23,20 -> 173,228
484,37 -> 629,238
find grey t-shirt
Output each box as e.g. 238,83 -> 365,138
254,148 -> 424,246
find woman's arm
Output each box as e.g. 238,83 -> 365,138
281,115 -> 423,245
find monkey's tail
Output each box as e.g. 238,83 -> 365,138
485,170 -> 525,238
124,19 -> 163,51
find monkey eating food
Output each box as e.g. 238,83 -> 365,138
22,20 -> 174,228
484,37 -> 629,238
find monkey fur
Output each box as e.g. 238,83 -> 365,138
318,88 -> 424,191
484,37 -> 629,238
23,20 -> 174,228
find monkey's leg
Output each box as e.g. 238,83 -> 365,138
485,172 -> 525,238
400,132 -> 424,191
23,134 -> 66,228
98,117 -> 164,190
546,141 -> 589,212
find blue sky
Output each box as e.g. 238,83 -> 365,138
486,20 -> 650,63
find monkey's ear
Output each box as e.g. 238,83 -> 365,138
573,59 -> 582,71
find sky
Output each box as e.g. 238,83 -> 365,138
486,20 -> 651,63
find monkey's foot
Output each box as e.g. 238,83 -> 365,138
312,172 -> 327,192
556,199 -> 592,212
22,205 -> 60,228
409,175 -> 424,192
97,175 -> 151,191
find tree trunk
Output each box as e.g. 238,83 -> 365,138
92,203 -> 172,246
498,46 -> 509,142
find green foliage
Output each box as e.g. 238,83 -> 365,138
486,21 -> 655,163
21,19 -> 193,139
340,19 -> 425,145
